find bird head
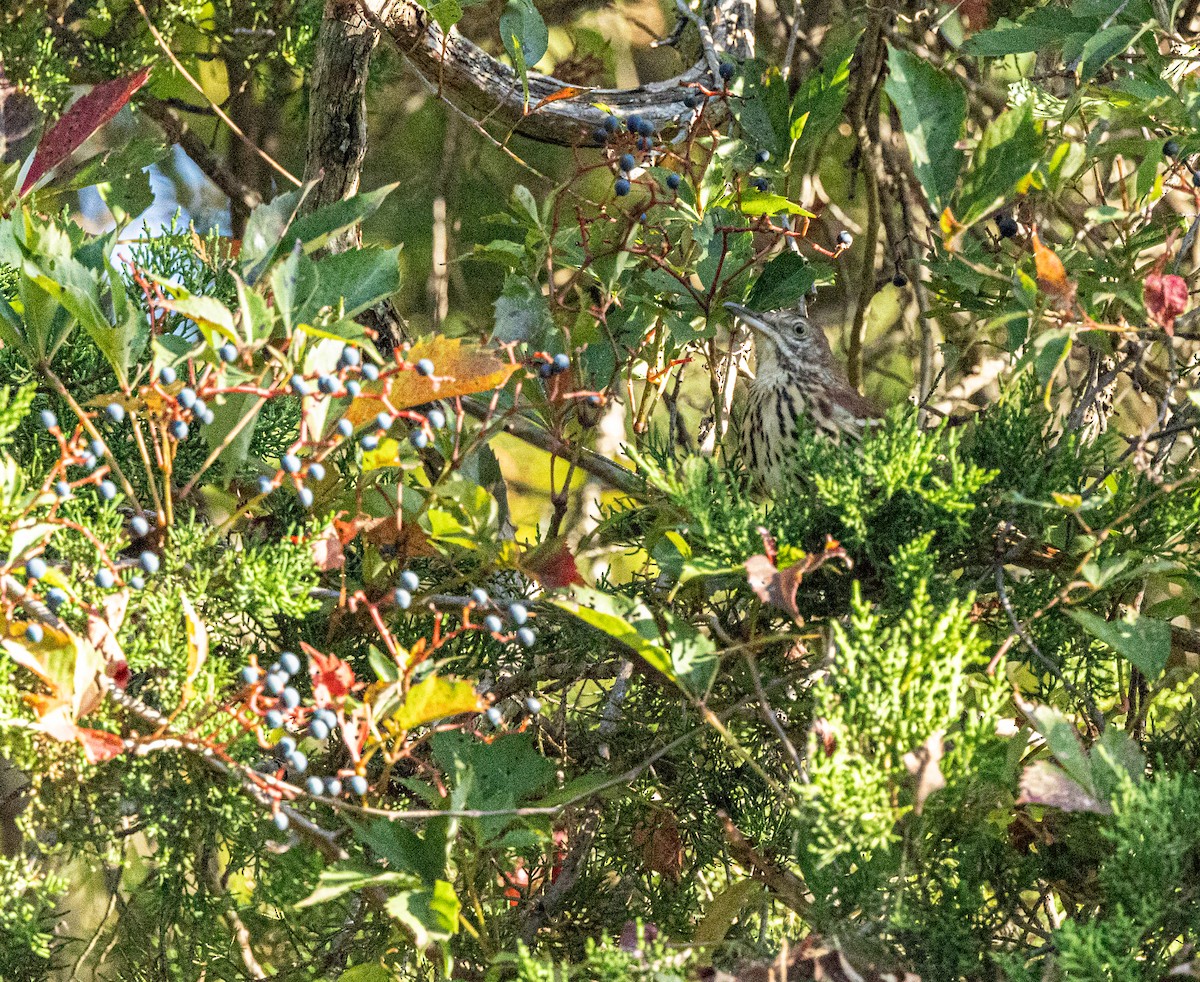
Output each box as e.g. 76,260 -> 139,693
723,301 -> 834,372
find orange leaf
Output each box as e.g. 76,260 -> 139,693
342,337 -> 520,426
1031,231 -> 1075,305
76,727 -> 126,764
530,86 -> 592,113
304,643 -> 359,707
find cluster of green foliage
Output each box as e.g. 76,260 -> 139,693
2,0 -> 1200,980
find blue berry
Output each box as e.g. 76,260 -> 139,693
325,778 -> 342,796
345,380 -> 361,398
755,149 -> 771,164
340,347 -> 360,367
278,735 -> 297,755
539,361 -> 554,379
619,152 -> 636,173
266,710 -> 284,729
138,551 -> 159,574
394,587 -> 412,610
298,486 -> 314,508
24,623 -> 43,643
508,602 -> 529,626
400,569 -> 420,592
106,402 -> 126,423
410,429 -> 429,450
269,661 -> 282,676
752,177 -> 769,192
666,173 -> 681,190
486,707 -> 503,727
280,651 -> 301,675
348,775 -> 368,795
281,454 -> 301,474
290,374 -> 310,396
837,230 -> 853,247
281,687 -> 300,709
273,812 -> 289,831
592,126 -> 608,144
484,614 -> 503,633
416,358 -> 435,377
1164,138 -> 1181,158
552,353 -> 570,374
39,410 -> 57,430
360,435 -> 379,451
614,178 -> 631,196
306,776 -> 324,795
638,118 -> 655,136
337,418 -> 354,438
95,569 -> 115,589
516,627 -> 537,647
80,453 -> 96,471
636,136 -> 650,151
99,480 -> 117,501
287,751 -> 307,773
241,666 -> 259,685
526,696 -> 542,714
683,91 -> 702,108
471,587 -> 489,606
219,342 -> 237,363
266,673 -> 285,696
375,412 -> 394,432
604,115 -> 619,133
55,481 -> 71,499
129,576 -> 145,591
46,588 -> 68,611
178,387 -> 196,410
307,462 -> 325,482
90,439 -> 105,459
131,515 -> 150,537
26,557 -> 46,580
169,420 -> 189,441
257,476 -> 274,495
627,114 -> 644,132
426,408 -> 446,430
719,61 -> 735,80
318,374 -> 338,394
309,718 -> 329,740
198,409 -> 214,426
362,363 -> 380,381
159,367 -> 176,385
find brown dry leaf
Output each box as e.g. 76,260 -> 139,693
342,337 -> 521,426
530,86 -> 592,113
902,732 -> 946,815
87,590 -> 128,670
631,810 -> 683,882
522,539 -> 585,589
745,537 -> 850,622
309,525 -> 346,571
1144,271 -> 1188,335
1031,230 -> 1075,306
1017,760 -> 1110,815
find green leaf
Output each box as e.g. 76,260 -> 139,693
789,32 -> 856,162
716,189 -> 812,218
293,245 -> 403,325
492,273 -> 553,344
203,389 -> 263,485
297,866 -> 413,907
958,103 -> 1043,228
385,880 -> 460,947
426,0 -> 462,30
884,46 -> 965,209
744,251 -> 817,312
240,187 -> 306,284
664,612 -> 718,698
287,182 -> 400,255
350,817 -> 450,884
1077,24 -> 1141,84
1067,608 -> 1171,679
499,0 -> 548,105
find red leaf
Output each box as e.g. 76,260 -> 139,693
76,727 -> 126,764
1144,271 -> 1188,335
522,540 -> 584,589
21,67 -> 151,195
303,643 -> 358,707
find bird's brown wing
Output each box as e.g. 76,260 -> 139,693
832,386 -> 884,422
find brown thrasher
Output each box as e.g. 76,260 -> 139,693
724,301 -> 882,486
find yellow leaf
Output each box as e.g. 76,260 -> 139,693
180,592 -> 208,695
392,675 -> 484,731
343,337 -> 521,426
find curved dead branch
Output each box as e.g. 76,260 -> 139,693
360,0 -> 756,145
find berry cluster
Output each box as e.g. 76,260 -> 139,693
256,345 -> 447,509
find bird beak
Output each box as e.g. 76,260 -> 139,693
723,301 -> 772,335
